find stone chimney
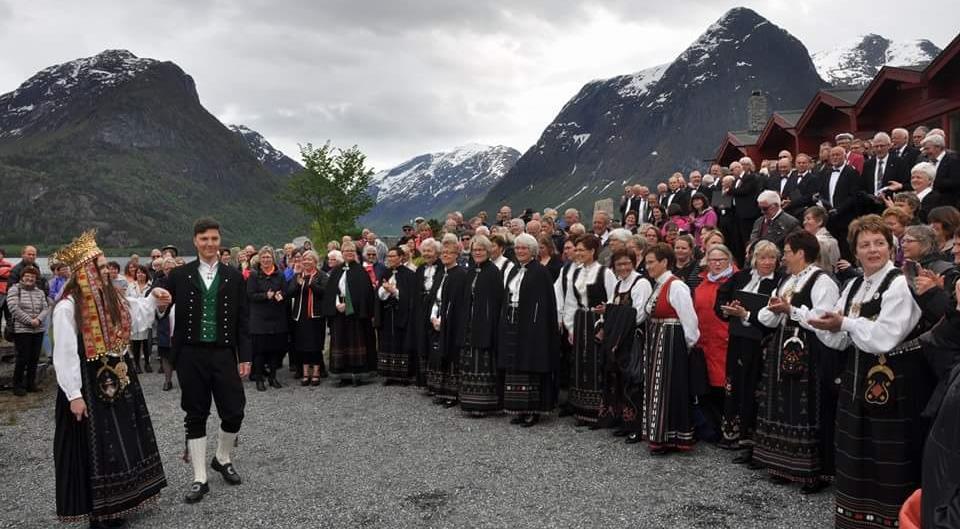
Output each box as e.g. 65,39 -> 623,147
747,90 -> 768,133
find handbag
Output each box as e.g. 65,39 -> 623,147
779,327 -> 808,377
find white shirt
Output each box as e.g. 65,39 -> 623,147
377,271 -> 399,301
562,261 -> 616,331
874,156 -> 889,193
917,187 -> 932,201
53,294 -> 158,401
828,166 -> 843,205
555,263 -> 580,329
814,261 -> 921,354
607,271 -> 653,325
933,150 -> 946,168
645,272 -> 700,347
506,264 -> 527,306
758,265 -> 839,330
423,263 -> 437,291
198,258 -> 219,289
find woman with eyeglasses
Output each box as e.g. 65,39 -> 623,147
752,231 -> 839,495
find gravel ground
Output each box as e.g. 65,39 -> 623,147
0,369 -> 833,529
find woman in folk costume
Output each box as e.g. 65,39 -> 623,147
405,238 -> 444,391
595,248 -> 652,441
641,243 -> 700,455
499,234 -> 561,427
51,230 -> 170,528
453,235 -> 504,416
322,241 -> 377,387
287,250 -> 329,386
374,246 -> 416,385
715,241 -> 780,454
808,215 -> 932,529
562,234 -> 617,427
428,236 -> 467,407
752,230 -> 840,494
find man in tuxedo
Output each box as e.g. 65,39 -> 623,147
890,127 -> 921,187
166,217 -> 251,504
688,170 -> 707,200
765,157 -> 792,195
619,184 -> 642,222
729,158 -> 763,265
820,147 -> 864,260
782,153 -> 821,219
656,183 -> 669,209
861,132 -> 897,214
749,190 -> 800,250
923,133 -> 960,208
664,173 -> 690,215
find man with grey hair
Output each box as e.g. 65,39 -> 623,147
592,210 -> 611,245
749,190 -> 799,249
620,183 -> 642,222
862,132 -> 896,215
561,208 -> 580,232
508,218 -> 525,237
890,127 -> 921,186
598,228 -> 632,266
525,219 -> 542,237
922,133 -> 960,207
912,125 -> 930,148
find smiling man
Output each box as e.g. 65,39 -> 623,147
165,217 -> 252,504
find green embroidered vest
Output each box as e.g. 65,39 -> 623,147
199,272 -> 222,343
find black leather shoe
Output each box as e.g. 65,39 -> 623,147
510,415 -> 526,425
337,378 -> 352,388
733,450 -> 753,465
256,380 -> 266,392
800,480 -> 829,495
269,377 -> 282,389
162,381 -> 173,392
521,414 -> 539,428
612,429 -> 628,437
443,399 -> 458,408
625,433 -> 642,444
184,481 -> 209,503
211,457 -> 242,485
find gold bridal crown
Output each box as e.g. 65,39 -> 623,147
54,230 -> 103,272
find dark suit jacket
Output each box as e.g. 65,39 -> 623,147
861,156 -> 897,195
782,170 -> 822,218
619,194 -> 642,220
731,172 -> 763,220
819,164 -> 863,225
933,152 -> 960,208
919,189 -> 946,224
748,210 -> 800,249
665,188 -> 691,215
891,144 -> 921,187
764,172 -> 790,195
167,260 -> 251,363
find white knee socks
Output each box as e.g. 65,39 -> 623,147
188,437 -> 207,484
216,429 -> 238,464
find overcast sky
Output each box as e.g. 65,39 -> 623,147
1,1 -> 957,169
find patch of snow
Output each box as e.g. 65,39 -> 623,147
555,185 -> 589,209
616,63 -> 669,99
573,133 -> 591,148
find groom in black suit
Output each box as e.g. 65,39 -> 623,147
166,217 -> 252,504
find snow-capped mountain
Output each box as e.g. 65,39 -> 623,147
812,34 -> 941,87
362,144 -> 520,233
228,124 -> 302,176
476,7 -> 824,216
0,49 -> 163,139
0,49 -> 304,247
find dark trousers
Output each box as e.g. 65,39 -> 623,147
734,217 -> 756,267
13,332 -> 43,390
251,333 -> 286,381
177,345 -> 246,439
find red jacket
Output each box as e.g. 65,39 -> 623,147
694,270 -> 730,388
0,258 -> 12,295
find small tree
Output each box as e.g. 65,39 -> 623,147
281,142 -> 375,246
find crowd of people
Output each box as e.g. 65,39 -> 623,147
2,126 -> 959,529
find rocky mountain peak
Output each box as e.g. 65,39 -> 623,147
813,34 -> 942,86
228,124 -> 303,176
0,49 -> 197,140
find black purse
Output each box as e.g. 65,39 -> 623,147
779,327 -> 808,377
